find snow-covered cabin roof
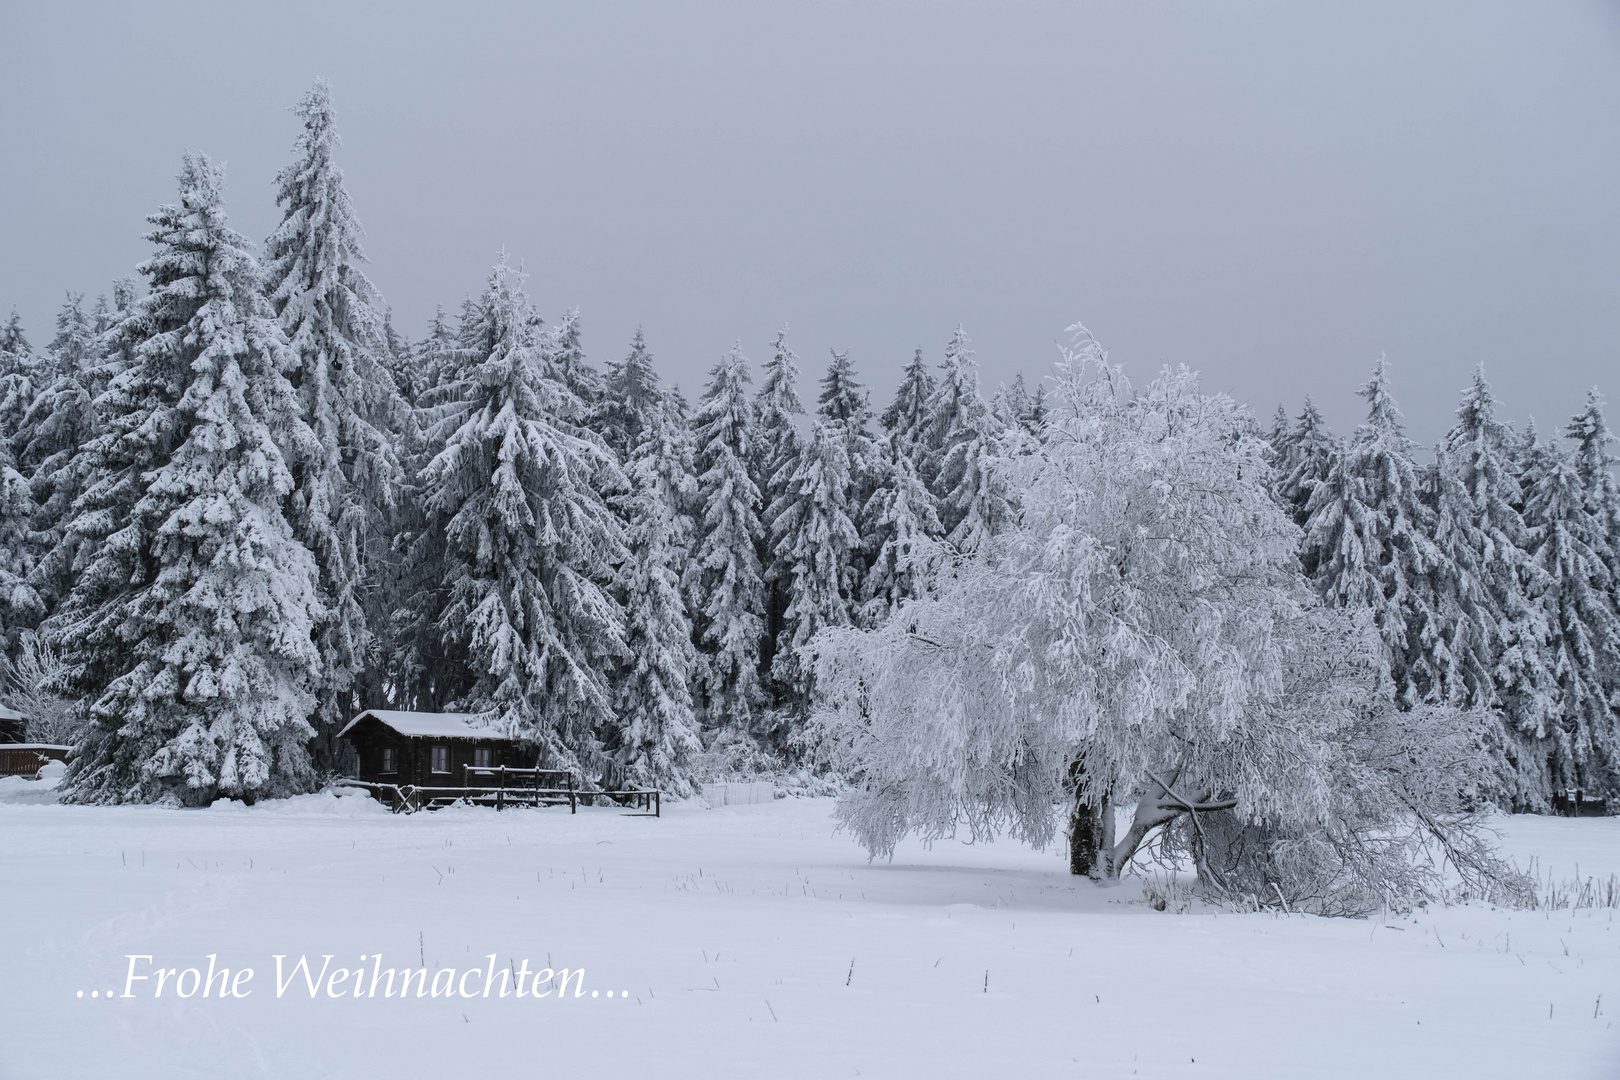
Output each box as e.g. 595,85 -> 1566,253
0,704 -> 24,722
337,710 -> 504,741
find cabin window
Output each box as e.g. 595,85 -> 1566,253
431,746 -> 449,774
381,747 -> 397,774
474,747 -> 492,769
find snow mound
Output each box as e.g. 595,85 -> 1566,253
206,790 -> 391,817
0,774 -> 62,805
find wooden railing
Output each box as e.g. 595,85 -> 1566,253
337,767 -> 660,817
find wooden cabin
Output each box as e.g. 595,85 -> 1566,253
0,704 -> 24,744
337,710 -> 534,788
0,704 -> 73,777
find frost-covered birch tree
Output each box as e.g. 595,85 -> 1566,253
418,255 -> 627,770
51,153 -> 324,806
810,327 -> 1518,913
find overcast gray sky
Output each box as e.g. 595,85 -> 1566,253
2,1 -> 1616,447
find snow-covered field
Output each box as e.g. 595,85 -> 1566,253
3,783 -> 1618,1079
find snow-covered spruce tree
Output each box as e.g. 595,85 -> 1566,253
817,349 -> 883,502
881,346 -> 936,475
936,415 -> 1012,554
752,328 -> 804,684
263,79 -> 406,764
1522,419 -> 1620,794
413,305 -> 461,403
690,343 -> 766,746
1300,358 -> 1443,705
768,418 -> 859,707
923,326 -> 1011,551
377,359 -> 454,714
546,306 -> 604,417
992,372 -> 1045,437
1433,369 -> 1556,803
921,326 -> 979,487
599,327 -> 663,463
50,153 -> 324,806
816,348 -> 885,618
0,313 -> 39,447
613,415 -> 702,794
1568,389 -> 1620,586
15,295 -> 110,617
418,255 -> 627,771
0,311 -> 32,377
0,437 -> 42,658
380,310 -> 420,406
1275,398 -> 1340,537
809,329 -> 1522,912
856,449 -> 943,627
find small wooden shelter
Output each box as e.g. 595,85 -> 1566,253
337,709 -> 532,787
0,705 -> 25,744
0,704 -> 72,777
335,708 -> 661,816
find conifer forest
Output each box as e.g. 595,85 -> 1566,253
2,84 -> 1618,915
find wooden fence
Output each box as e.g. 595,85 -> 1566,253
339,765 -> 659,817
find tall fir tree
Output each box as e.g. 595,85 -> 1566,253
921,326 -> 982,486
817,348 -> 888,603
1433,369 -> 1557,801
613,410 -> 702,794
881,346 -> 935,474
379,310 -> 420,406
1275,398 -> 1340,537
768,418 -> 859,710
991,372 -> 1044,436
691,343 -> 765,742
262,79 -> 405,762
0,312 -> 38,447
818,348 -> 882,490
546,306 -> 604,416
51,153 -> 324,806
857,450 -> 943,627
15,295 -> 105,617
413,305 -> 461,402
1567,389 -> 1620,585
1300,357 -> 1444,705
599,328 -> 663,462
0,435 -> 41,659
1522,422 -> 1620,794
0,311 -> 32,378
752,328 -> 805,686
418,256 -> 627,770
924,328 -> 1009,552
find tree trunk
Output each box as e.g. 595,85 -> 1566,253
1069,791 -> 1113,878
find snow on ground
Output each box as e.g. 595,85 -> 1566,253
2,788 -> 1618,1080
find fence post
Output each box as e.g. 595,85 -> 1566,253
568,774 -> 576,814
